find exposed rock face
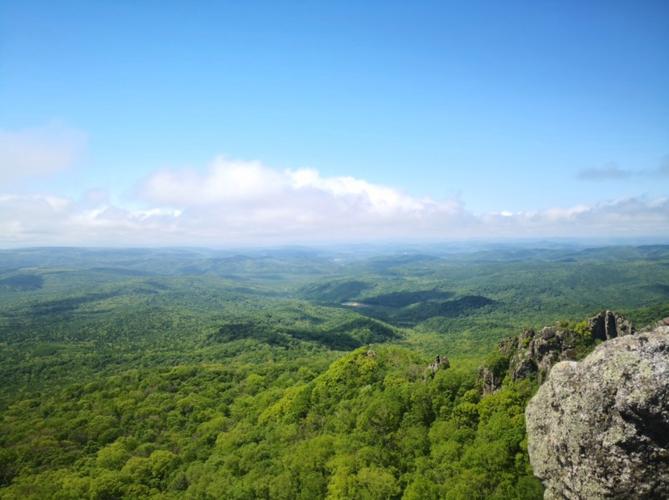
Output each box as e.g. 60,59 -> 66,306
588,309 -> 635,341
479,365 -> 504,395
508,326 -> 577,383
427,355 -> 450,376
526,328 -> 669,499
505,311 -> 636,384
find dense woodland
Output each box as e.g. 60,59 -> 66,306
1,245 -> 669,499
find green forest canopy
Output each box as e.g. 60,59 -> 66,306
1,245 -> 669,499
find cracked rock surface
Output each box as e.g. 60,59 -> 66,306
525,326 -> 669,499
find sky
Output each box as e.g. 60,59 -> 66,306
1,0 -> 668,246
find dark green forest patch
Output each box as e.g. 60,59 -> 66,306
89,267 -> 154,277
354,294 -> 497,326
209,321 -> 293,347
208,316 -> 399,351
28,292 -> 122,317
300,280 -> 373,303
323,317 -> 400,344
361,289 -> 454,308
646,283 -> 669,296
431,295 -> 496,315
177,265 -> 208,275
0,274 -> 44,291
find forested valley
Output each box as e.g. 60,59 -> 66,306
1,245 -> 669,499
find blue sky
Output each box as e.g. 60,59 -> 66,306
0,1 -> 668,245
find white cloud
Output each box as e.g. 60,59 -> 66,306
285,168 -> 427,215
0,156 -> 668,246
141,157 -> 285,205
140,157 -> 439,216
136,157 -> 467,242
0,124 -> 86,182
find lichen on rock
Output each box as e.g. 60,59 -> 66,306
525,327 -> 669,499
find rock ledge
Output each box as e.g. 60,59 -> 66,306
526,327 -> 669,499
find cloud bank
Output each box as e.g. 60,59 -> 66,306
1,156 -> 668,246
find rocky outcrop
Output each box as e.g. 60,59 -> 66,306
427,355 -> 450,376
588,309 -> 635,341
502,311 -> 636,385
525,327 -> 669,499
479,365 -> 504,395
478,351 -> 511,395
508,326 -> 577,383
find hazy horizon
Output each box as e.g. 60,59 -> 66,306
2,236 -> 669,254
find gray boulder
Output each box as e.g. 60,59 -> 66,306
526,328 -> 669,499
